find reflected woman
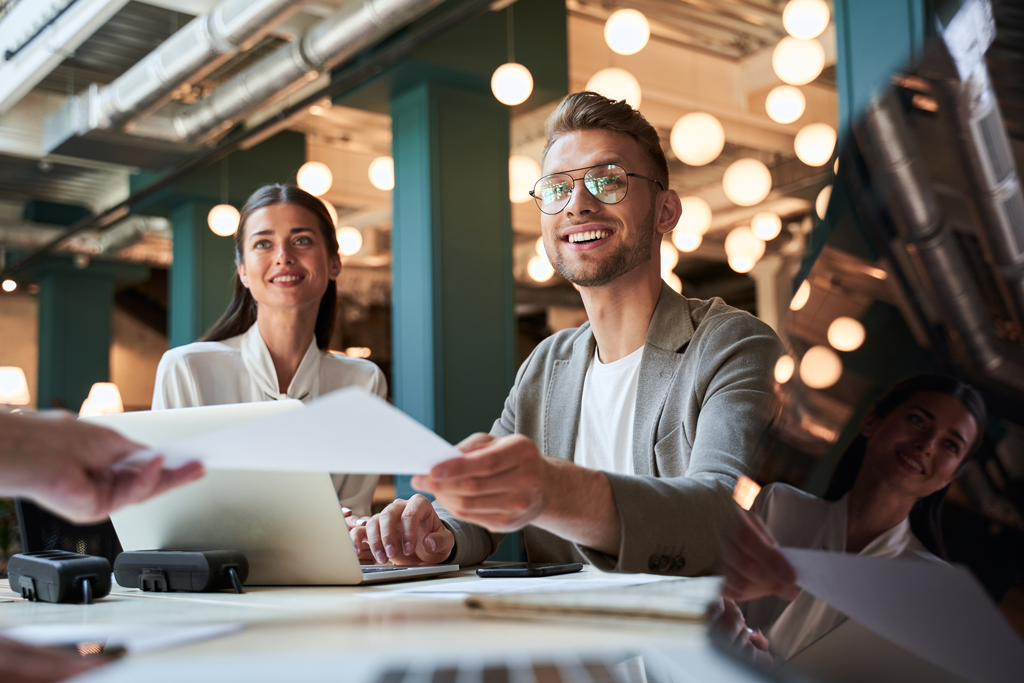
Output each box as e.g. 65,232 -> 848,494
152,184 -> 386,516
720,375 -> 986,660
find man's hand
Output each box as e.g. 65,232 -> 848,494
706,597 -> 773,666
0,636 -> 109,683
350,495 -> 454,565
0,411 -> 204,524
720,506 -> 799,602
411,433 -> 549,533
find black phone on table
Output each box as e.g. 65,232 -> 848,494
476,562 -> 583,578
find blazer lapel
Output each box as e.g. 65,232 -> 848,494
544,325 -> 596,463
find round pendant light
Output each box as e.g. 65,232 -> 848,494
722,158 -> 772,207
322,199 -> 338,227
527,255 -> 554,282
790,280 -> 811,310
336,226 -> 363,256
1,279 -> 16,293
765,85 -> 806,124
297,161 -> 333,196
816,184 -> 833,219
827,316 -> 866,352
774,354 -> 796,383
772,37 -> 825,85
660,240 -> 679,276
677,196 -> 713,235
672,231 -> 702,253
799,345 -> 843,389
671,112 -> 725,166
783,0 -> 831,40
751,211 -> 782,241
665,272 -> 683,294
725,226 -> 766,266
368,156 -> 395,191
586,67 -> 642,108
794,122 -> 837,167
207,204 -> 240,236
491,63 -> 533,106
604,9 -> 650,56
510,155 -> 541,203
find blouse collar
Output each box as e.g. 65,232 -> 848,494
240,323 -> 321,401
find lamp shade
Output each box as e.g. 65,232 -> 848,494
782,0 -> 830,40
794,122 -> 837,167
297,161 -> 333,196
772,37 -> 825,85
510,155 -> 541,204
722,158 -> 772,206
207,204 -> 239,236
799,345 -> 843,389
765,85 -> 806,124
827,316 -> 866,352
368,156 -> 395,191
491,63 -> 533,106
0,367 -> 30,405
671,113 -> 725,166
751,211 -> 782,241
586,67 -> 642,108
79,382 -> 124,416
336,226 -> 363,256
604,9 -> 650,55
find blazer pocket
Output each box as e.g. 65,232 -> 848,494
653,424 -> 690,477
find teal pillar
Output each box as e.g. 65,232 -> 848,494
169,200 -> 237,348
31,258 -> 148,411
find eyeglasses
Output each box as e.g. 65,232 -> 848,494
529,164 -> 665,215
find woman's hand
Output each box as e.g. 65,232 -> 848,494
720,506 -> 800,602
707,597 -> 773,666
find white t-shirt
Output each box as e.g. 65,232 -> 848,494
152,323 -> 388,517
572,346 -> 644,474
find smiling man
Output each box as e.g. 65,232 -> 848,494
355,92 -> 782,575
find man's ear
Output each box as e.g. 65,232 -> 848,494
861,412 -> 881,438
657,190 -> 682,236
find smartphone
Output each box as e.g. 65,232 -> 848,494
476,562 -> 584,578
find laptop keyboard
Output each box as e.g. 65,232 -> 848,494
361,566 -> 419,573
373,660 -> 623,683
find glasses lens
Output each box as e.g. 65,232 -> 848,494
584,165 -> 628,204
534,174 -> 574,214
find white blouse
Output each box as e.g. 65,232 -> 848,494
152,323 -> 388,517
742,483 -> 945,661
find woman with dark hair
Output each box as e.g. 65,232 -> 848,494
152,184 -> 386,516
719,374 -> 986,660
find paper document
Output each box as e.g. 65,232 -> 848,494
128,387 -> 459,474
2,623 -> 242,654
371,574 -> 667,599
781,548 -> 1024,683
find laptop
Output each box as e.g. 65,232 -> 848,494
82,402 -> 458,586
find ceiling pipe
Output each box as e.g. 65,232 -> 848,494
133,0 -> 445,144
0,215 -> 171,264
921,0 -> 1024,337
856,88 -> 1024,393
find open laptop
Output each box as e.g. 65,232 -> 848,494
82,401 -> 458,586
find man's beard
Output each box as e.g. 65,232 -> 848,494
552,204 -> 658,288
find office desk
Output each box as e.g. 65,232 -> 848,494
0,568 -> 764,682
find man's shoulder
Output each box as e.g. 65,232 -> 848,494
689,296 -> 775,338
528,322 -> 592,363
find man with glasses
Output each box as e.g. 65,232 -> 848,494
354,92 -> 781,575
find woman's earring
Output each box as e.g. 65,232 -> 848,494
241,277 -> 248,287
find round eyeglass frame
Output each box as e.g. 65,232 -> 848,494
528,164 -> 666,215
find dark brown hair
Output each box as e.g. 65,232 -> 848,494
824,374 -> 987,559
202,184 -> 340,350
543,91 -> 670,189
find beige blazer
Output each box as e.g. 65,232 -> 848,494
437,283 -> 782,576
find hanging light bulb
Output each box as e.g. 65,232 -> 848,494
1,280 -> 16,293
765,85 -> 806,124
604,9 -> 650,55
783,0 -> 831,40
671,113 -> 725,166
297,161 -> 333,196
660,241 -> 679,277
799,345 -> 843,389
775,355 -> 796,383
677,196 -> 713,235
527,255 -> 554,282
586,67 -> 642,108
751,211 -> 782,241
665,272 -> 683,294
722,158 -> 773,207
827,316 -> 866,352
672,230 -> 702,253
322,199 -> 338,227
790,280 -> 811,310
336,226 -> 363,256
207,204 -> 240,236
816,184 -> 833,219
772,37 -> 825,85
509,155 -> 541,203
491,63 -> 533,106
368,156 -> 395,191
724,226 -> 766,271
794,122 -> 837,167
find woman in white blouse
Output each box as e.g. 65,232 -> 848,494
152,184 -> 387,516
719,375 -> 986,661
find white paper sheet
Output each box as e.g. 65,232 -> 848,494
365,573 -> 668,599
127,387 -> 460,474
781,547 -> 1024,683
2,623 -> 242,654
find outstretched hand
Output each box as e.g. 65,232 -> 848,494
0,636 -> 110,683
707,597 -> 773,666
350,494 -> 454,566
720,506 -> 799,602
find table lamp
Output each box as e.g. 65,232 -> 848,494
0,367 -> 30,412
79,382 -> 124,416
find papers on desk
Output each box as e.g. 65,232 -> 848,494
782,548 -> 1024,683
1,623 -> 242,654
372,572 -> 667,599
129,387 -> 459,474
